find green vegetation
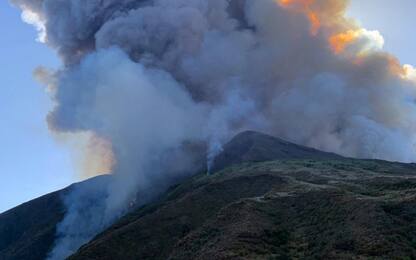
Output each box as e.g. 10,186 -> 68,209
71,159 -> 416,259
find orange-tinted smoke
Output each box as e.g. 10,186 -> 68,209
81,134 -> 115,178
308,12 -> 320,35
279,0 -> 410,80
329,30 -> 360,54
53,132 -> 115,179
278,0 -> 321,35
278,0 -> 356,40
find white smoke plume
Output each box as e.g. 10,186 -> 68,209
11,0 -> 416,258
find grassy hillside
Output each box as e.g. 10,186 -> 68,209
71,159 -> 416,259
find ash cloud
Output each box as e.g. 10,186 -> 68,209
11,0 -> 416,258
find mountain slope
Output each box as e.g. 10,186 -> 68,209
0,176 -> 111,260
0,189 -> 64,260
2,131 -> 416,259
68,132 -> 416,259
0,131 -> 340,260
70,159 -> 416,259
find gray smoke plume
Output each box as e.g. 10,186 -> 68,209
11,0 -> 416,258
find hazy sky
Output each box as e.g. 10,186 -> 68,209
0,0 -> 415,213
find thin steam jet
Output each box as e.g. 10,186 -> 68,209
11,0 -> 416,258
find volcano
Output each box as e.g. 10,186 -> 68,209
1,131 -> 416,259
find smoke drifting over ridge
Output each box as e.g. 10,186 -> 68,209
11,0 -> 416,258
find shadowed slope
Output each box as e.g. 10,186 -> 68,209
211,131 -> 342,172
0,175 -> 111,260
0,190 -> 64,260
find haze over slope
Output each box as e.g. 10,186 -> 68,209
69,133 -> 416,259
0,176 -> 111,260
0,131 -> 338,260
1,132 -> 416,259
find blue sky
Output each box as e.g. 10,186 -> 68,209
0,2 -> 75,213
347,0 -> 416,66
0,0 -> 415,213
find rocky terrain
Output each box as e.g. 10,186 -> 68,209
1,131 -> 416,259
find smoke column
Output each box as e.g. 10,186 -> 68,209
11,0 -> 416,258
